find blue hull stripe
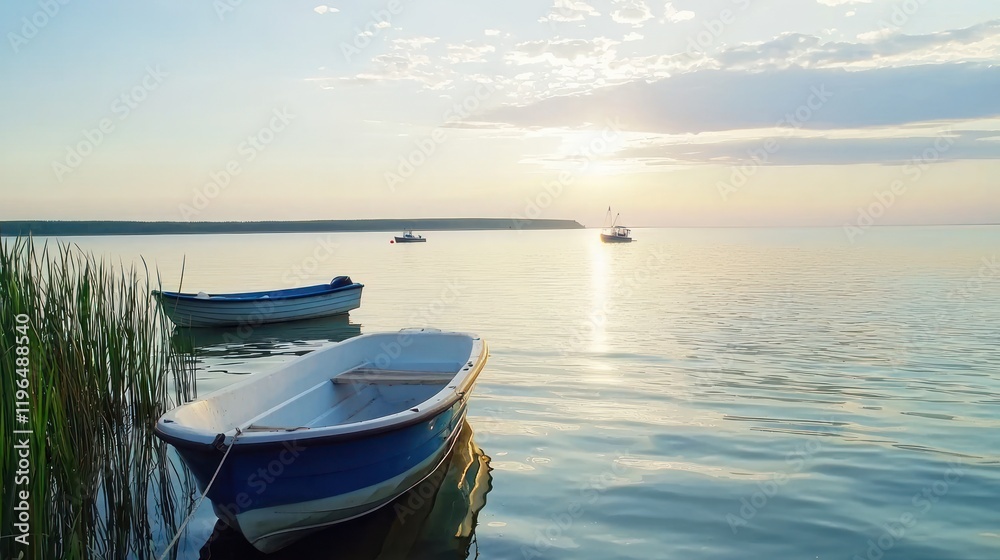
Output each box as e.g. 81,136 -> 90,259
177,401 -> 467,513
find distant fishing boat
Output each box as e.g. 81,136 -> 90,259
152,276 -> 363,328
154,329 -> 488,553
393,230 -> 426,243
600,207 -> 633,243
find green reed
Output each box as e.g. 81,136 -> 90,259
1,237 -> 190,560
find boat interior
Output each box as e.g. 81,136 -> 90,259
240,363 -> 459,432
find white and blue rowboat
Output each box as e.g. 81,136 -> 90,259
154,329 -> 488,553
152,276 -> 363,328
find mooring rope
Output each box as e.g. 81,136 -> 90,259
157,428 -> 241,560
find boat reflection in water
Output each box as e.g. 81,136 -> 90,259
170,313 -> 363,362
198,421 -> 492,559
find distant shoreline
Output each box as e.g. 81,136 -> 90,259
0,218 -> 585,237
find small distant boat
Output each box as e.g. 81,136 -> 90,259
154,329 -> 488,553
393,230 -> 426,243
600,207 -> 633,243
152,276 -> 363,328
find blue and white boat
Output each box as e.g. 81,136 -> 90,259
154,329 -> 488,553
152,276 -> 363,328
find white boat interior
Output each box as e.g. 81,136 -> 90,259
242,364 -> 459,432
158,331 -> 487,445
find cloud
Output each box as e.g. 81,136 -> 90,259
492,19 -> 1000,105
313,5 -> 339,14
664,2 -> 695,23
485,29 -> 501,36
538,0 -> 600,23
705,19 -> 1000,70
318,36 -> 452,89
611,0 -> 654,27
506,37 -> 619,66
611,130 -> 1000,168
390,36 -> 439,50
321,19 -> 1000,123
446,42 -> 497,64
480,64 -> 1000,134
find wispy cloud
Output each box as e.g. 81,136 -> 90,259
538,0 -> 601,23
714,19 -> 1000,70
482,64 -> 1000,133
611,0 -> 654,27
664,2 -> 695,23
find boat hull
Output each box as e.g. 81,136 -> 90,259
393,237 -> 426,243
600,233 -> 632,243
197,419 -> 492,558
154,286 -> 363,327
176,399 -> 469,552
155,330 -> 487,552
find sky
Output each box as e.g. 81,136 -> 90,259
1,0 -> 999,227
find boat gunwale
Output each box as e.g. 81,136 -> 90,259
154,333 -> 487,452
151,282 -> 364,304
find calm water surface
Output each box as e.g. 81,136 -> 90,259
63,227 -> 1000,559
